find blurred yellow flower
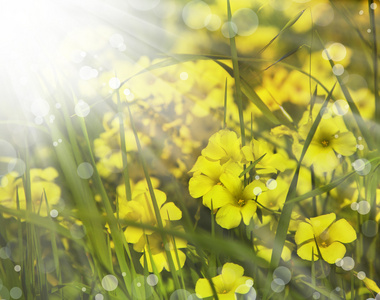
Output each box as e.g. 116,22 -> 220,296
133,230 -> 187,273
295,213 -> 356,264
201,129 -> 242,164
241,139 -> 286,174
195,262 -> 254,300
214,174 -> 265,229
294,116 -> 356,173
0,168 -> 61,217
120,189 -> 182,244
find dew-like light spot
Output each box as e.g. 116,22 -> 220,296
271,278 -> 285,293
55,103 -> 61,109
362,220 -> 378,237
368,29 -> 372,33
53,141 -> 58,147
231,8 -> 259,36
31,99 -> 50,117
370,3 -> 377,9
266,179 -> 277,190
109,77 -> 121,89
14,265 -> 21,272
10,287 -> 22,299
180,72 -> 188,80
50,209 -> 58,218
312,291 -> 321,299
95,294 -> 104,300
255,175 -> 260,180
77,162 -> 93,179
221,21 -> 238,38
333,64 -> 344,76
332,100 -> 349,116
205,14 -> 221,31
341,257 -> 355,271
75,100 -> 90,118
351,202 -> 359,211
352,159 -> 371,176
245,279 -> 254,287
273,266 -> 292,284
170,289 -> 191,300
82,287 -> 86,292
253,187 -> 262,196
322,43 -> 347,61
126,93 -> 135,102
357,271 -> 366,280
358,201 -> 371,215
359,10 -> 364,15
146,274 -> 159,286
182,1 -> 211,30
102,275 -> 118,291
122,272 -> 126,277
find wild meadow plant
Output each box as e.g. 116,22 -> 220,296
0,0 -> 380,299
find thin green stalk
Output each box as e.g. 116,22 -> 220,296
116,89 -> 132,201
368,0 -> 380,143
227,0 -> 245,146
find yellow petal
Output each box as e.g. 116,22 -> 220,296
319,242 -> 346,264
216,205 -> 242,229
297,241 -> 318,261
222,263 -> 244,283
189,175 -> 217,198
124,226 -> 145,244
195,278 -> 214,298
331,131 -> 357,156
312,147 -> 339,173
220,172 -> 242,197
241,200 -> 257,225
161,202 -> 182,221
294,222 -> 314,245
328,219 -> 356,243
308,213 -> 336,237
203,185 -> 235,210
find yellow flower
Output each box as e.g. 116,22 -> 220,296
295,213 -> 356,264
214,173 -> 265,229
0,168 -> 61,217
201,129 -> 242,164
294,116 -> 356,173
120,189 -> 182,244
195,263 -> 254,300
189,156 -> 242,210
133,229 -> 187,273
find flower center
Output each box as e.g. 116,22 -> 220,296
237,199 -> 245,206
321,140 -> 329,147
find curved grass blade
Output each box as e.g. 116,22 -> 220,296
239,154 -> 266,177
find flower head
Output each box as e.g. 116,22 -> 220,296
195,263 -> 254,299
295,213 -> 356,264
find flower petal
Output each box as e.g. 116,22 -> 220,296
331,131 -> 357,156
328,219 -> 356,243
319,242 -> 346,264
294,222 -> 314,245
195,278 -> 214,298
297,241 -> 318,261
216,205 -> 242,229
189,175 -> 216,198
203,185 -> 235,210
240,200 -> 257,225
308,213 -> 336,237
161,202 -> 182,221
